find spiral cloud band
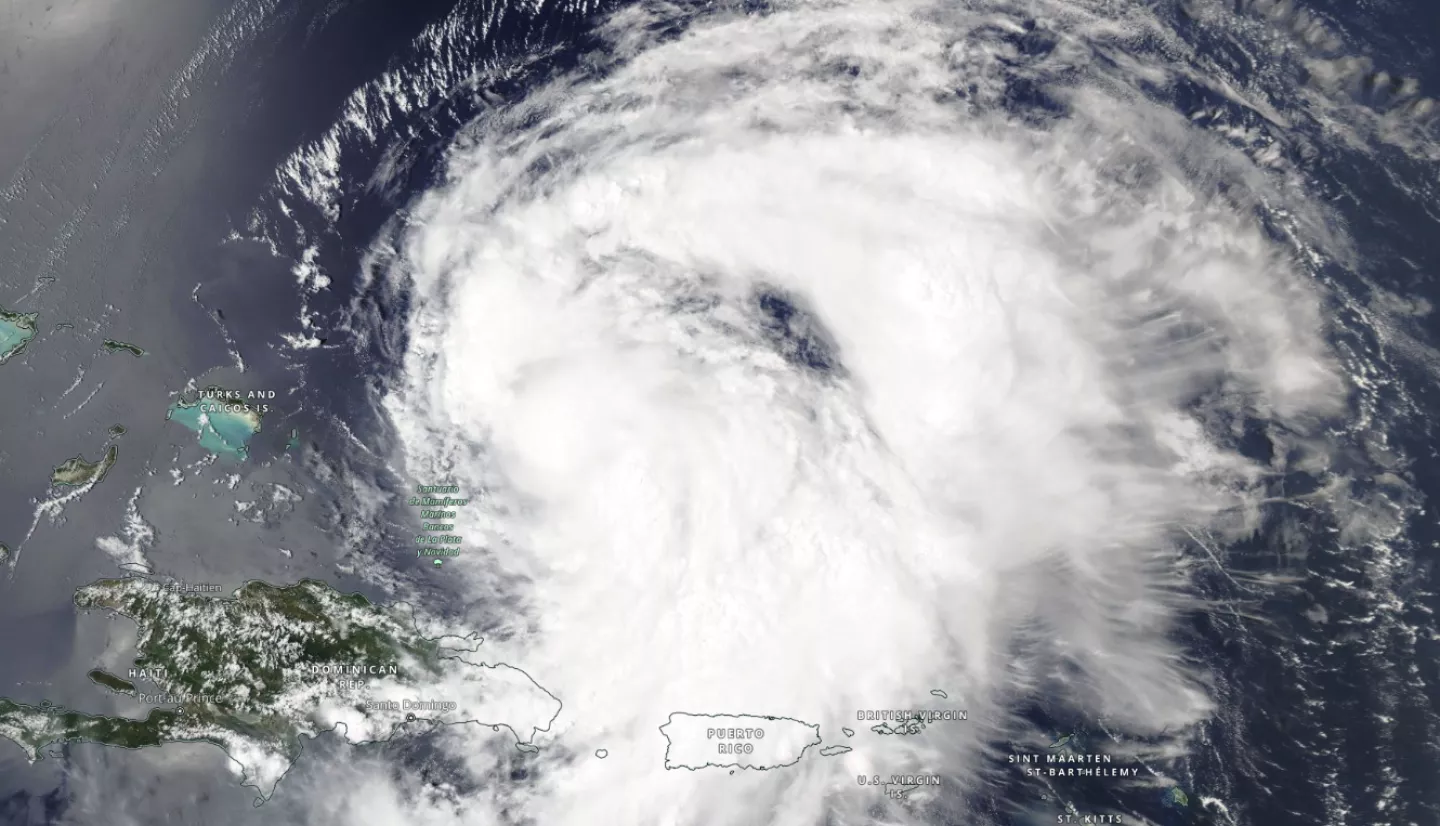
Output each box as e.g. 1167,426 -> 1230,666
376,0 -> 1344,823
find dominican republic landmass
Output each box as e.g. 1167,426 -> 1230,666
0,577 -> 561,803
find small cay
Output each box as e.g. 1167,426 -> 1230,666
102,339 -> 146,357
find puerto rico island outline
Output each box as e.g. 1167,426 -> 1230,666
660,712 -> 822,772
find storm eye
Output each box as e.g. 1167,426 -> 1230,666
751,287 -> 844,377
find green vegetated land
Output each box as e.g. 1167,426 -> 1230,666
71,578 -> 444,716
0,700 -> 183,754
102,339 -> 146,357
0,577 -> 555,802
87,670 -> 137,695
50,446 -> 118,487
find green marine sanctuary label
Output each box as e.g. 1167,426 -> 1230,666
409,484 -> 472,560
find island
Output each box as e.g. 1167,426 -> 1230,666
0,701 -> 184,754
108,425 -> 127,438
87,670 -> 137,695
660,712 -> 820,771
872,720 -> 926,736
0,577 -> 561,803
51,446 -> 118,488
166,387 -> 269,459
820,745 -> 852,756
869,708 -> 968,736
0,306 -> 38,365
102,339 -> 146,357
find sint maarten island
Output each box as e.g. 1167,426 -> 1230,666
0,577 -> 561,804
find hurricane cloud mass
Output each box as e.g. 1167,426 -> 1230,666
368,0 -> 1345,823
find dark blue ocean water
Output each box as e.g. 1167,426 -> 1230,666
0,0 -> 1436,823
266,3 -> 1440,824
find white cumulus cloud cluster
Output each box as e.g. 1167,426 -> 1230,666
360,0 -> 1346,823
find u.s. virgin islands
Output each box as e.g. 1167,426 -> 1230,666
0,576 -> 562,804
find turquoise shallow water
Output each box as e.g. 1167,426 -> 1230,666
166,403 -> 261,458
0,315 -> 36,363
